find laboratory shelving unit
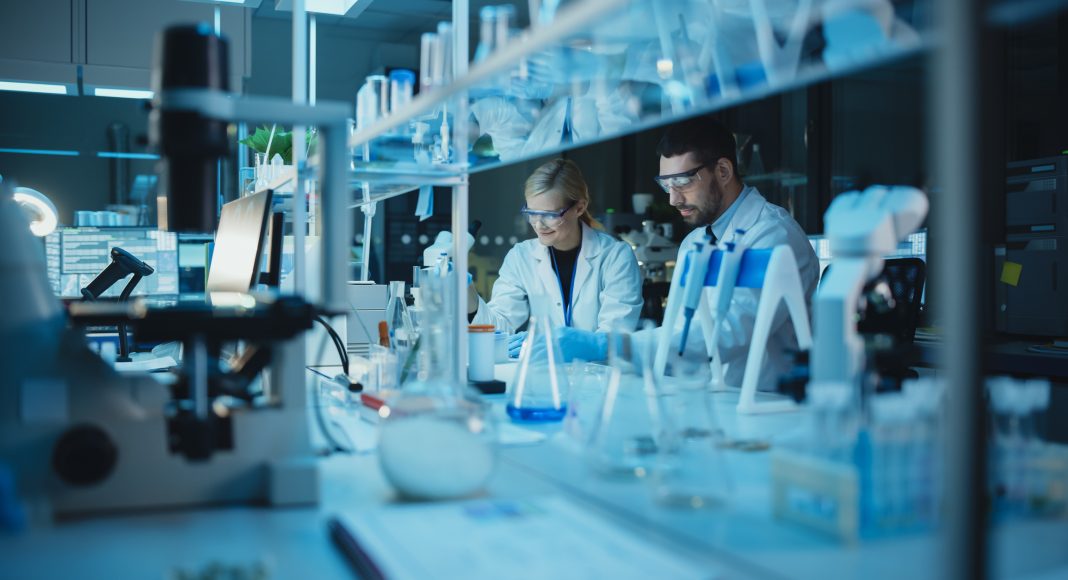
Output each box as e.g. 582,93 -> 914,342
331,0 -> 1065,578
347,0 -> 934,384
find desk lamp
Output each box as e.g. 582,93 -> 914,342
81,247 -> 155,361
11,186 -> 58,237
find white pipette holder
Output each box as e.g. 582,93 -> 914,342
656,244 -> 811,414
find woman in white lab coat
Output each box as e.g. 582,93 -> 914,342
467,159 -> 643,342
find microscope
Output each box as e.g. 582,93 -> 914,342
0,24 -> 351,520
809,185 -> 929,400
619,221 -> 678,324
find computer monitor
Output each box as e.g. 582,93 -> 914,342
808,229 -> 928,303
45,227 -> 180,299
205,189 -> 274,293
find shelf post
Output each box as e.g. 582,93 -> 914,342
451,0 -> 470,385
932,0 -> 988,578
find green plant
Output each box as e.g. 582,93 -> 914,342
239,125 -> 317,164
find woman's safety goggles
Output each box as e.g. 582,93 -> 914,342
654,164 -> 706,193
521,201 -> 576,228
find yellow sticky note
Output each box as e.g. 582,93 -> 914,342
1001,261 -> 1022,286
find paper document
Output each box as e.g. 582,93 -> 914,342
339,496 -> 710,580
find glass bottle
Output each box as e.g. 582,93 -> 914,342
385,280 -> 415,351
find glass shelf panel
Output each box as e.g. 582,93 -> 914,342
350,0 -> 932,183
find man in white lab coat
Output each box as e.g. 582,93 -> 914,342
556,118 -> 819,391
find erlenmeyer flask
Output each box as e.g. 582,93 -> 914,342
506,309 -> 569,422
650,353 -> 733,509
585,324 -> 672,478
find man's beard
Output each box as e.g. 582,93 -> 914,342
679,181 -> 723,226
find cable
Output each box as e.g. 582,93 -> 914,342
314,315 -> 349,376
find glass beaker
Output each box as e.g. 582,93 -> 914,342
506,310 -> 569,422
562,362 -> 612,448
585,327 -> 670,478
650,367 -> 733,509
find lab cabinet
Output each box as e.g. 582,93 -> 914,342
84,0 -> 247,91
0,0 -> 73,64
0,0 -> 248,93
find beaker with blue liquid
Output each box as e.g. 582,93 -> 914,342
505,311 -> 569,422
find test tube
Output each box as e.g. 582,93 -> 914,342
474,6 -> 496,64
495,5 -> 515,51
435,21 -> 453,86
389,69 -> 416,116
420,32 -> 437,92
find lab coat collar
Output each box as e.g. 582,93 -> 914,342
711,185 -> 763,242
531,221 -> 600,262
533,222 -> 599,324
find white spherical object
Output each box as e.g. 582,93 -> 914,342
378,416 -> 494,500
508,236 -> 518,245
480,235 -> 490,246
401,234 -> 412,245
494,236 -> 504,246
418,234 -> 429,245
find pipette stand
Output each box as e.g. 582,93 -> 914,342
732,245 -> 811,414
656,245 -> 811,414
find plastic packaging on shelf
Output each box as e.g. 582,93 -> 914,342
771,379 -> 944,541
988,376 -> 1067,518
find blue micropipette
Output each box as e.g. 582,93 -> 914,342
677,234 -> 716,356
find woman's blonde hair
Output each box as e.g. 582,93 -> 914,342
524,158 -> 604,230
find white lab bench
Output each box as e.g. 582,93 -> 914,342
2,363 -> 1067,579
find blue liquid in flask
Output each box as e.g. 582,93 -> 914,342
506,402 -> 567,423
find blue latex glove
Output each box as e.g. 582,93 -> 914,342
555,327 -> 608,362
525,327 -> 608,363
507,331 -> 528,359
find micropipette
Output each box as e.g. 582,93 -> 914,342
677,233 -> 716,356
708,229 -> 747,386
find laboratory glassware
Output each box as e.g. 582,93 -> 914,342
650,355 -> 733,509
562,362 -> 612,449
389,69 -> 415,117
506,303 -> 570,422
377,266 -> 496,500
355,75 -> 389,130
586,326 -> 670,477
473,6 -> 497,64
385,281 -> 416,351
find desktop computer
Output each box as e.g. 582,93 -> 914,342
995,157 -> 1068,338
45,227 -> 180,299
